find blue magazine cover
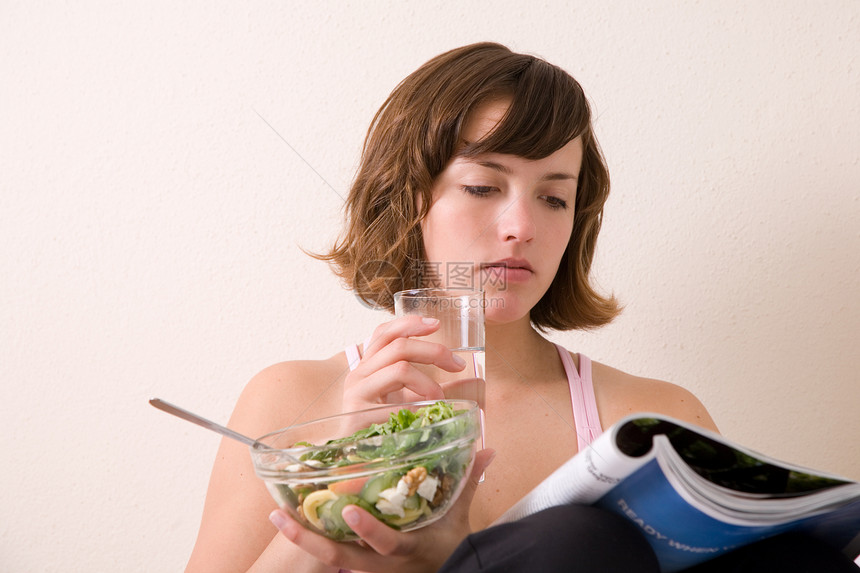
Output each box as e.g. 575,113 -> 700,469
495,413 -> 860,572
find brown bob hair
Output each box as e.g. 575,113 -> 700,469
317,42 -> 620,331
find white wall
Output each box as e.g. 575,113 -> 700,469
1,1 -> 858,570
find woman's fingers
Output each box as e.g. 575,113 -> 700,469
343,314 -> 469,411
339,505 -> 413,558
362,315 -> 441,359
268,509 -> 371,569
269,507 -> 430,573
344,362 -> 445,407
357,336 -> 467,376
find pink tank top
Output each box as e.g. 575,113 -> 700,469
344,342 -> 603,450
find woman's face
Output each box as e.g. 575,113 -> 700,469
421,99 -> 582,325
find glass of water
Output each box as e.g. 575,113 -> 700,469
393,288 -> 486,411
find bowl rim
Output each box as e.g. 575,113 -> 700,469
251,399 -> 479,457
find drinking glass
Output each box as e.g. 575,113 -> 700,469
394,287 -> 485,396
394,288 -> 486,458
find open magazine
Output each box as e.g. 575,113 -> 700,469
494,413 -> 860,572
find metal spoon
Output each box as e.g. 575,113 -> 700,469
149,398 -> 315,467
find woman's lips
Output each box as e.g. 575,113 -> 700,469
480,259 -> 534,285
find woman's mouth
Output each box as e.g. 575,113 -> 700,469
480,259 -> 534,286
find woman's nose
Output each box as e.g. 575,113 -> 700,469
496,194 -> 536,243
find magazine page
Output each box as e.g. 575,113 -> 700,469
614,415 -> 857,498
653,435 -> 860,524
494,412 -> 860,570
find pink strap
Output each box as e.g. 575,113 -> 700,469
555,344 -> 602,451
345,344 -> 361,371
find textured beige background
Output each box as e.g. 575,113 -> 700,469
1,1 -> 858,570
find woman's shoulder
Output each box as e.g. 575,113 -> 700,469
590,359 -> 719,433
228,352 -> 351,438
245,353 -> 349,399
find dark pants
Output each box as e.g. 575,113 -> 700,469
438,505 -> 859,572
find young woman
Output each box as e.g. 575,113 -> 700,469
185,43 -> 855,573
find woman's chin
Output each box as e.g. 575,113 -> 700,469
483,295 -> 533,326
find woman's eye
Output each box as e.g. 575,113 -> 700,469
462,185 -> 495,197
542,195 -> 568,210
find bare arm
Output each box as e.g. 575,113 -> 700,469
186,316 -> 468,572
246,535 -> 336,573
185,359 -> 347,572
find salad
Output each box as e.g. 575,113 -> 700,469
264,401 -> 478,540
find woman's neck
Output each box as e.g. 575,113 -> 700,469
485,316 -> 557,380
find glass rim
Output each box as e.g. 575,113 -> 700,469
394,287 -> 483,300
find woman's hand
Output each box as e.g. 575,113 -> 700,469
268,448 -> 495,573
342,315 -> 467,412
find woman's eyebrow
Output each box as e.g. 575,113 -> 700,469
542,171 -> 578,182
471,159 -> 512,175
465,158 -> 578,182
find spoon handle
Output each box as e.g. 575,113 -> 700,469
149,398 -> 258,447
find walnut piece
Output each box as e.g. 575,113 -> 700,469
433,474 -> 454,507
402,466 -> 428,496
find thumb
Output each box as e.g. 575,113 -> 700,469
440,448 -> 495,528
459,448 -> 496,503
473,448 -> 496,479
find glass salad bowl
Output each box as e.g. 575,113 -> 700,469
250,400 -> 481,541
